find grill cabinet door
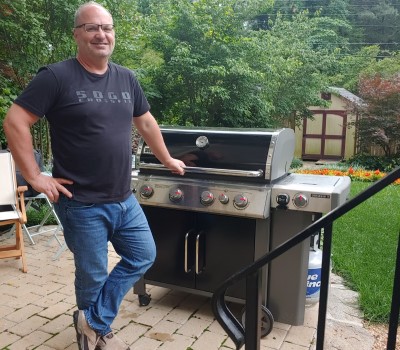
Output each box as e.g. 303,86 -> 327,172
143,207 -> 196,288
194,213 -> 257,299
143,206 -> 257,299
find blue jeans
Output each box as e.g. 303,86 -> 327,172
54,194 -> 156,335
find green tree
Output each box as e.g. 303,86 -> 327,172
130,0 -> 345,128
349,0 -> 400,51
0,0 -> 79,158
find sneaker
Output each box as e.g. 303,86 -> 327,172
95,332 -> 130,350
73,310 -> 100,350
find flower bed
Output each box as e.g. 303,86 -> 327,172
295,167 -> 400,185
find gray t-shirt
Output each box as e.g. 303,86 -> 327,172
15,58 -> 150,203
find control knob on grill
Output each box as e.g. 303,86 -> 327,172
276,193 -> 290,206
169,188 -> 184,202
218,193 -> 229,204
200,191 -> 215,206
140,185 -> 154,198
233,194 -> 249,209
293,193 -> 308,208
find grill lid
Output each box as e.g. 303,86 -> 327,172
136,127 -> 295,183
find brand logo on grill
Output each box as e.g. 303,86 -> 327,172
311,194 -> 330,199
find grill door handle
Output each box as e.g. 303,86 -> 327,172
139,163 -> 264,178
184,229 -> 196,273
196,231 -> 205,275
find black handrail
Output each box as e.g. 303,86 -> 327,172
211,166 -> 400,350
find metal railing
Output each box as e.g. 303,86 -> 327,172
212,166 -> 400,350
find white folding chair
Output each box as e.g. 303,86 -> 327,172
6,172 -> 67,260
0,152 -> 28,272
20,174 -> 67,260
23,191 -> 63,245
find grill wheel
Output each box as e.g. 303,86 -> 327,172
240,305 -> 274,337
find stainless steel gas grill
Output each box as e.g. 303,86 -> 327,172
131,126 -> 350,330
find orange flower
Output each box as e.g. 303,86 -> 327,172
294,167 -> 399,185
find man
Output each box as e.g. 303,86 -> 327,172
3,2 -> 185,349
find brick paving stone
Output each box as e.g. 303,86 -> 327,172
39,314 -> 74,334
43,325 -> 77,350
155,333 -> 194,350
177,316 -> 214,338
114,321 -> 150,345
0,283 -> 21,297
303,305 -> 319,328
38,301 -> 74,319
279,343 -> 309,350
57,284 -> 75,296
5,304 -> 44,323
274,321 -> 292,331
135,306 -> 171,327
35,345 -> 60,350
61,293 -> 77,306
208,319 -> 228,335
261,344 -> 281,350
118,298 -> 147,321
5,291 -> 43,309
190,329 -> 227,350
145,319 -> 181,340
7,314 -> 49,337
8,330 -> 52,350
0,318 -> 17,333
0,331 -> 21,349
260,326 -> 288,349
131,335 -> 162,350
0,304 -> 14,318
193,301 -> 215,321
285,325 -> 316,348
34,291 -> 70,308
110,300 -> 137,331
164,306 -> 192,324
222,336 -> 236,349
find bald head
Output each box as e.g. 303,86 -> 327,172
74,1 -> 112,27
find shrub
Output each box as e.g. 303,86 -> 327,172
345,154 -> 400,172
290,157 -> 303,169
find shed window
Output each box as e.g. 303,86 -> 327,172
321,92 -> 331,101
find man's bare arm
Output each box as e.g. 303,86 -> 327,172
134,112 -> 185,175
3,103 -> 73,201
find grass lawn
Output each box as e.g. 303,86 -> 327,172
332,181 -> 400,323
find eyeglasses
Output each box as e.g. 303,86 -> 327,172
75,23 -> 114,33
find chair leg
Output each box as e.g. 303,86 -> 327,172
15,223 -> 27,273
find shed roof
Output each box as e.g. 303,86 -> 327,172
328,87 -> 363,106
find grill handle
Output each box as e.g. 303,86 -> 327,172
196,231 -> 205,275
184,229 -> 195,273
139,163 -> 264,178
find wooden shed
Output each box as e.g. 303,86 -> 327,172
294,87 -> 361,161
